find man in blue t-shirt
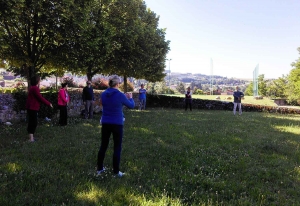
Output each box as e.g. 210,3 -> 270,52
139,84 -> 147,110
233,86 -> 244,115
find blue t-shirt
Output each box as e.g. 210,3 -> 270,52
101,88 -> 135,125
233,91 -> 244,103
139,88 -> 147,100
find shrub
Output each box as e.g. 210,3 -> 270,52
194,89 -> 204,95
61,76 -> 76,87
92,77 -> 109,90
119,81 -> 134,92
14,81 -> 26,89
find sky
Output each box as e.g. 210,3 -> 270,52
144,0 -> 300,79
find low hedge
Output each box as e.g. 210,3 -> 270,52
146,94 -> 300,114
7,92 -> 300,118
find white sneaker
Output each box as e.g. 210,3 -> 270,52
96,167 -> 106,176
114,171 -> 125,177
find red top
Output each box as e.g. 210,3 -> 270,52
26,86 -> 51,111
58,88 -> 70,106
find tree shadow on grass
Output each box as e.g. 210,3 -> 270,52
1,109 -> 300,205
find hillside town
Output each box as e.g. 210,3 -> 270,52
0,68 -> 250,95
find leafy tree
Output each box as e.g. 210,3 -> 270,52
64,0 -> 115,81
244,82 -> 253,96
258,74 -> 267,96
194,89 -> 204,95
106,0 -> 170,92
286,48 -> 300,104
266,76 -> 287,98
119,81 -> 134,92
60,76 -> 76,87
147,81 -> 171,94
176,82 -> 186,94
0,0 -> 80,87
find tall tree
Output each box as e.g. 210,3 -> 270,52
0,0 -> 80,87
266,76 -> 287,98
244,82 -> 253,96
258,74 -> 267,96
286,47 -> 300,103
176,82 -> 186,94
64,0 -> 115,81
106,0 -> 170,92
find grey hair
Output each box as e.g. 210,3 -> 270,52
109,75 -> 120,87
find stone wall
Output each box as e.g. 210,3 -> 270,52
0,90 -> 140,123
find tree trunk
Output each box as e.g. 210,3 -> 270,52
25,65 -> 34,91
86,67 -> 93,81
123,75 -> 127,92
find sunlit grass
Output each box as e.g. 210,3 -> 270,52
1,109 -> 300,205
169,94 -> 281,107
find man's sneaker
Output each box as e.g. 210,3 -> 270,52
114,171 -> 125,177
96,167 -> 106,176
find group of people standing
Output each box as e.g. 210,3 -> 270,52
25,75 -> 243,177
184,86 -> 244,115
25,75 -> 146,177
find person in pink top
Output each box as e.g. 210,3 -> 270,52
58,83 -> 70,126
26,76 -> 53,142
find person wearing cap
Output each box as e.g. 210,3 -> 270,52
97,75 -> 135,177
233,86 -> 244,115
57,82 -> 70,126
82,81 -> 94,119
138,84 -> 147,110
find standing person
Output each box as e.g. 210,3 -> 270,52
233,86 -> 244,115
97,75 -> 135,177
26,76 -> 53,142
82,80 -> 94,119
185,87 -> 192,111
57,83 -> 70,126
138,84 -> 147,110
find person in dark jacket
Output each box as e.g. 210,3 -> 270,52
97,75 -> 135,177
82,81 -> 94,119
57,83 -> 69,126
233,86 -> 244,115
26,76 -> 53,142
185,87 -> 192,111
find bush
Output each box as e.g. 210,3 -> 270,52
14,81 -> 26,89
0,88 -> 16,93
61,76 -> 76,87
119,81 -> 134,92
92,77 -> 109,90
194,89 -> 204,95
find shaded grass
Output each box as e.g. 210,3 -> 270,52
1,109 -> 300,205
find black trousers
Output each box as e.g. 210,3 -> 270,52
58,105 -> 68,126
97,124 -> 123,174
185,99 -> 192,111
27,110 -> 38,134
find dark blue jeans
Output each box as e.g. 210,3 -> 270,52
97,124 -> 123,174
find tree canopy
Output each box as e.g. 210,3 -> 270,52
0,0 -> 170,88
286,47 -> 300,103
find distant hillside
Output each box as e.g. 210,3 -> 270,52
168,72 -> 251,85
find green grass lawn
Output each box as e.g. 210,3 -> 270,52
169,94 -> 279,107
1,109 -> 300,205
